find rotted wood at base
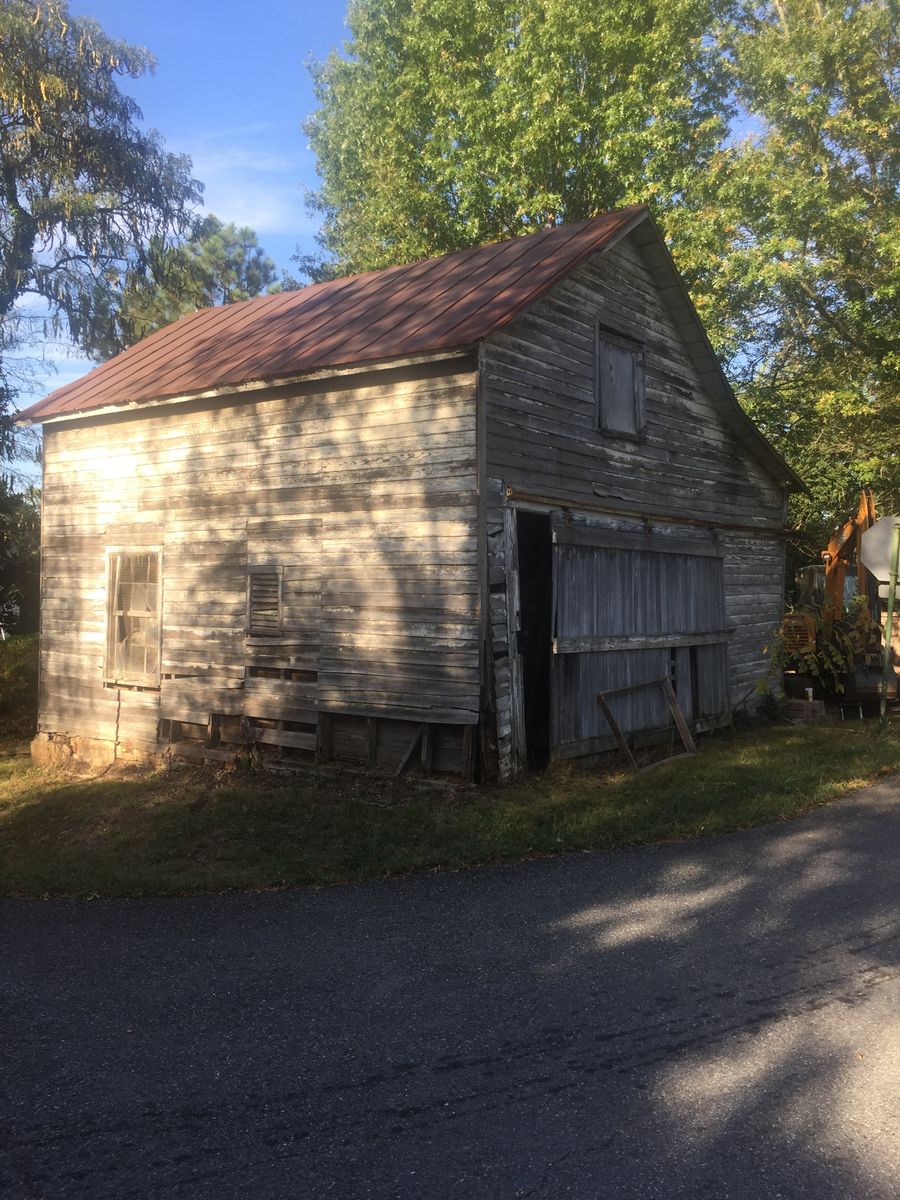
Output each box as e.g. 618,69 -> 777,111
158,707 -> 473,778
550,712 -> 730,761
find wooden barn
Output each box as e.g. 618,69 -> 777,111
18,204 -> 802,780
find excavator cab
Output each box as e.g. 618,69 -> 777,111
794,564 -> 863,613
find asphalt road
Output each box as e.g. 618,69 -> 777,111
2,777 -> 900,1199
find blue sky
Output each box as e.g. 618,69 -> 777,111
71,0 -> 348,268
16,0 -> 350,413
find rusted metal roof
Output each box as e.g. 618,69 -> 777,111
19,205 -> 648,422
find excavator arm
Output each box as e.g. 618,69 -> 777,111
821,489 -> 877,626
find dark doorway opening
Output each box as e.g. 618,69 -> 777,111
516,510 -> 553,767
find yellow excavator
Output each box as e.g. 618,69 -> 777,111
782,489 -> 891,704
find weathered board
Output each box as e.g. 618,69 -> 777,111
37,358 -> 481,773
481,228 -> 788,777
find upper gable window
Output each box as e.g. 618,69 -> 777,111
596,325 -> 645,438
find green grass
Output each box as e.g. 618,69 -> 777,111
2,721 -> 900,897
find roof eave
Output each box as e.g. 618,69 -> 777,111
16,346 -> 479,427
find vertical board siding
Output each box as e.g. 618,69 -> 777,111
552,530 -> 728,751
557,648 -> 671,747
483,229 -> 787,773
38,364 -> 480,763
554,545 -> 726,639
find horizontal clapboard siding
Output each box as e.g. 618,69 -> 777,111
483,235 -> 785,526
38,362 -> 480,762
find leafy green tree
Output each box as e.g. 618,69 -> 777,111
673,0 -> 900,543
98,215 -> 280,353
0,0 -> 200,440
0,476 -> 39,634
305,0 -> 899,538
306,0 -> 731,272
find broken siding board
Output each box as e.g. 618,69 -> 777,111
318,700 -> 479,725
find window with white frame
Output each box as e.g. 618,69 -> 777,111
105,551 -> 160,686
596,325 -> 645,438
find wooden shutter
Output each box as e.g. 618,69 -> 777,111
597,327 -> 645,437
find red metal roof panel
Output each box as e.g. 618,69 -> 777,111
19,205 -> 647,422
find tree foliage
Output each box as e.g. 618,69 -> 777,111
0,476 -> 39,634
306,0 -> 899,538
677,0 -> 900,542
307,0 -> 731,270
97,215 -> 280,354
0,0 -> 201,437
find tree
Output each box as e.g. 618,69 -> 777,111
0,476 -> 39,634
305,0 -> 731,272
97,215 -> 280,354
672,0 -> 900,544
304,0 -> 899,539
0,0 -> 200,438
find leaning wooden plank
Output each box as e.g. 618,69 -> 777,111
595,694 -> 638,770
367,717 -> 378,768
661,677 -> 698,754
420,725 -> 433,776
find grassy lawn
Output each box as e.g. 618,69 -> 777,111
2,721 -> 900,897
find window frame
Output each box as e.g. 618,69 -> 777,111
104,547 -> 162,689
595,323 -> 646,440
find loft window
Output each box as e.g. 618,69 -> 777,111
248,568 -> 282,636
105,551 -> 160,687
596,325 -> 645,438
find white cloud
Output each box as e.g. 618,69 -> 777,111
183,124 -> 320,239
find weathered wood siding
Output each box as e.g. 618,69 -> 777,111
482,229 -> 787,776
37,360 -> 480,770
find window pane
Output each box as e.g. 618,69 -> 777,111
106,552 -> 160,685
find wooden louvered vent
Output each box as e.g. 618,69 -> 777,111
248,570 -> 282,636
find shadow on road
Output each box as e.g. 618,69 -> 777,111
2,777 -> 899,1198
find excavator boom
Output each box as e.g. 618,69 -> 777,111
821,488 -> 877,625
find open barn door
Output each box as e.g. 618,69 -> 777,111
516,511 -> 553,767
550,519 -> 730,760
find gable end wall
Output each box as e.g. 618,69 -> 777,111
482,232 -> 787,776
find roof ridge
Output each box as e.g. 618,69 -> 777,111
179,208 -> 642,320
